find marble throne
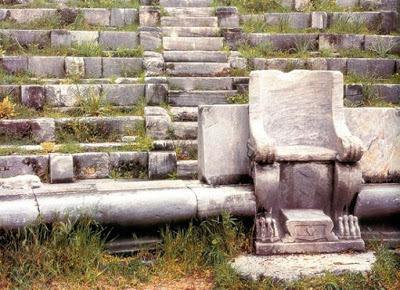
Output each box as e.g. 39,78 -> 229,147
249,70 -> 365,254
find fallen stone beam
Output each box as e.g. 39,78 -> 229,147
0,180 -> 256,229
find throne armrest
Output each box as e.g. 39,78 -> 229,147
248,120 -> 276,164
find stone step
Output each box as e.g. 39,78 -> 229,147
177,160 -> 198,179
168,77 -> 233,90
168,90 -> 237,106
165,62 -> 230,76
163,51 -> 228,62
163,37 -> 223,51
171,121 -> 198,139
160,0 -> 213,7
170,107 -> 198,121
164,7 -> 214,17
162,27 -> 220,37
153,139 -> 197,151
161,16 -> 217,27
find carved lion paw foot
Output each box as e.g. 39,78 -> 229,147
337,135 -> 364,162
336,215 -> 361,240
256,214 -> 280,243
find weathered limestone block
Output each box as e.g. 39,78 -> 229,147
171,122 -> 197,140
99,31 -> 139,49
1,29 -> 50,47
378,11 -> 398,34
294,0 -> 311,10
109,152 -> 148,178
110,8 -> 138,27
161,16 -> 217,27
216,7 -> 239,28
168,77 -> 232,91
319,34 -> 364,51
73,152 -> 110,179
0,56 -> 28,73
0,155 -> 49,179
265,58 -> 307,71
8,8 -> 55,23
336,0 -> 359,7
306,58 -> 328,70
82,8 -> 110,26
247,33 -> 318,51
83,57 -> 102,78
139,6 -> 160,27
177,160 -> 197,179
102,58 -> 143,77
145,83 -> 168,105
345,108 -> 400,183
65,57 -> 85,77
165,62 -> 229,77
45,84 -> 101,107
0,9 -> 7,21
0,175 -> 42,190
148,151 -> 177,179
50,154 -> 74,183
326,58 -> 347,73
347,58 -> 395,77
28,56 -> 65,77
144,106 -> 172,140
102,84 -> 145,106
31,118 -> 56,143
21,85 -> 45,110
70,31 -> 99,45
198,105 -> 250,185
311,12 -> 327,29
229,53 -> 247,70
143,55 -> 164,76
265,13 -> 311,29
0,85 -> 20,100
163,37 -> 223,51
139,27 -> 162,51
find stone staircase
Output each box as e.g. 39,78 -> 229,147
0,0 -> 399,185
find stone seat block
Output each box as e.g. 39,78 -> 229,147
162,27 -> 220,37
161,16 -> 217,27
163,51 -> 228,62
165,62 -> 229,76
163,37 -> 223,51
164,7 -> 213,17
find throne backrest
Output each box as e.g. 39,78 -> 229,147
249,70 -> 344,149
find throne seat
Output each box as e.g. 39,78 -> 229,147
276,145 -> 337,162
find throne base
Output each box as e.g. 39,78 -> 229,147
255,239 -> 365,255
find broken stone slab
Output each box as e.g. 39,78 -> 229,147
0,56 -> 28,73
50,154 -> 74,183
163,37 -> 223,51
73,152 -> 110,179
110,8 -> 138,27
347,58 -> 396,78
0,155 -> 49,179
198,104 -> 250,185
109,151 -> 148,178
345,107 -> 400,183
28,56 -> 65,78
231,252 -> 375,281
144,106 -> 172,140
148,151 -> 177,179
171,122 -> 197,140
99,31 -> 139,50
355,183 -> 400,219
319,34 -> 364,51
0,175 -> 42,190
102,84 -> 145,106
102,58 -> 143,78
264,12 -> 311,29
